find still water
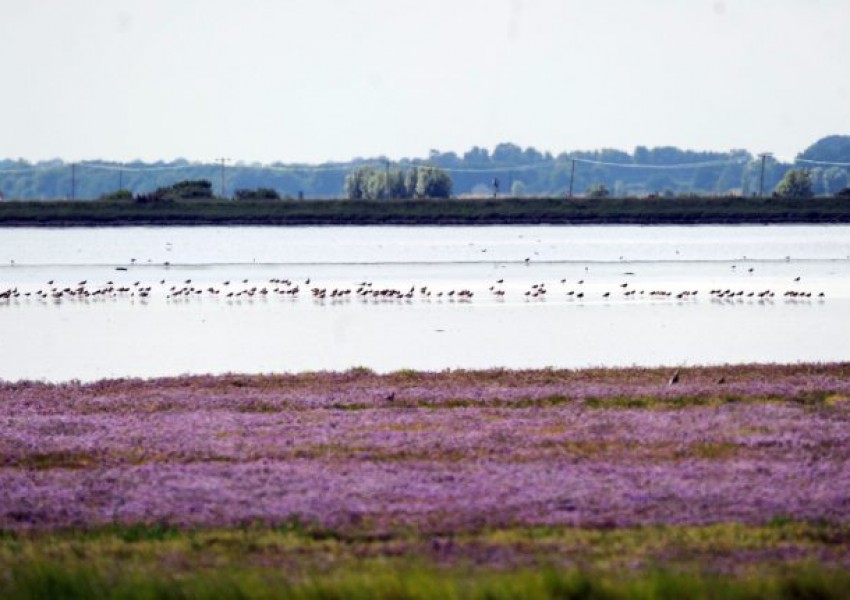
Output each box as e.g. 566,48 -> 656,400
1,225 -> 849,382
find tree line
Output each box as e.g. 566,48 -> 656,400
344,166 -> 451,200
1,136 -> 848,200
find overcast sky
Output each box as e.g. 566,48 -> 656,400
1,0 -> 848,164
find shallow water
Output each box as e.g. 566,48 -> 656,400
1,225 -> 849,381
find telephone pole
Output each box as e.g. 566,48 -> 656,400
215,158 -> 230,198
758,153 -> 773,197
568,159 -> 576,198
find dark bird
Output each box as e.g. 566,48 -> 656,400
385,392 -> 395,402
668,369 -> 681,385
794,276 -> 801,282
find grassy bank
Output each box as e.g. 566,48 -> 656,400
3,522 -> 850,599
1,196 -> 849,226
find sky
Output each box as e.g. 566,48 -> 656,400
1,0 -> 848,164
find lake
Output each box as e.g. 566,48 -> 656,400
1,225 -> 849,381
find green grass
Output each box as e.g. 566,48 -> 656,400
5,560 -> 850,599
1,196 -> 849,226
2,522 -> 849,599
6,564 -> 850,600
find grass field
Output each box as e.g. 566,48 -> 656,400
2,364 -> 850,598
1,195 -> 849,226
4,521 -> 850,599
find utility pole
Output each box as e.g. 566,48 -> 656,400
568,159 -> 576,198
70,163 -> 76,201
215,158 -> 230,198
758,153 -> 773,198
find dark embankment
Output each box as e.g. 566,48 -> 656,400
1,196 -> 849,226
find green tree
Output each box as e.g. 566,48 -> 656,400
135,179 -> 213,203
774,169 -> 814,198
344,167 -> 371,200
234,187 -> 280,200
415,167 -> 452,198
168,180 -> 213,199
404,167 -> 419,198
387,169 -> 407,199
823,167 -> 848,195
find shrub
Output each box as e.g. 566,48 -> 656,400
234,188 -> 281,201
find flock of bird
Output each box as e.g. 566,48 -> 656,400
0,274 -> 829,305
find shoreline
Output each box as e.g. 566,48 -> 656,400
4,361 -> 849,388
2,196 -> 850,226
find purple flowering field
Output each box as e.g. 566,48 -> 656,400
3,363 -> 850,533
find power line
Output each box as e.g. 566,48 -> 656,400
758,153 -> 773,198
215,158 -> 230,198
0,155 -> 834,180
795,158 -> 850,167
0,165 -> 66,174
565,157 -> 749,170
76,163 -> 199,173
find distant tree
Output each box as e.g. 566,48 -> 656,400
742,157 -> 787,196
135,179 -> 213,203
645,174 -> 677,194
462,146 -> 490,165
633,146 -> 651,164
586,183 -> 610,198
404,167 -> 419,199
387,169 -> 407,199
774,169 -> 814,198
344,166 -> 450,199
691,166 -> 720,192
522,147 -> 545,163
823,167 -> 848,195
492,143 -> 524,164
510,180 -> 527,197
234,187 -> 280,200
797,135 -> 850,163
344,167 -> 371,200
168,180 -> 214,199
836,187 -> 850,198
415,167 -> 452,198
